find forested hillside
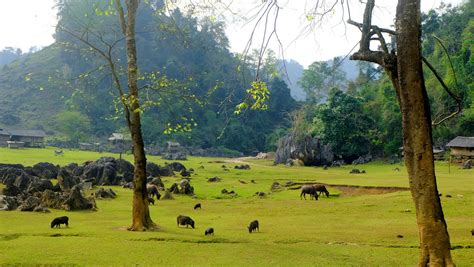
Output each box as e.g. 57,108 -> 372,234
0,0 -> 296,153
0,0 -> 471,156
284,0 -> 473,160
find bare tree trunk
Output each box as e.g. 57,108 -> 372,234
350,0 -> 454,264
396,0 -> 453,265
117,0 -> 155,231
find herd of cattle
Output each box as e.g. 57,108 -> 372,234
50,183 -> 329,235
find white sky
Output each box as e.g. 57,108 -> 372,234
0,0 -> 466,67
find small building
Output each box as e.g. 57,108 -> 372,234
446,136 -> 474,158
6,141 -> 25,149
0,129 -> 46,148
108,133 -> 131,153
166,141 -> 181,153
0,129 -> 9,146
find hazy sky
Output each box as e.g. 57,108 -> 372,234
0,0 -> 465,67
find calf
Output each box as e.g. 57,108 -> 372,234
205,227 -> 214,236
194,203 -> 201,210
177,215 -> 195,229
51,216 -> 69,228
148,197 -> 155,205
248,220 -> 259,233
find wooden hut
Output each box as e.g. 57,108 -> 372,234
0,129 -> 46,147
446,136 -> 474,158
0,129 -> 9,147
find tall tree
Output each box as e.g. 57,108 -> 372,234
115,0 -> 154,231
349,0 -> 454,264
57,0 -> 154,230
298,57 -> 346,103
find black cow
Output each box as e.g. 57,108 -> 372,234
205,227 -> 214,236
300,185 -> 319,200
177,215 -> 195,229
194,203 -> 201,210
51,216 -> 69,228
248,220 -> 259,233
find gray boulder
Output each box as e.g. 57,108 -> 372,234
95,188 -> 117,199
31,162 -> 58,179
148,177 -> 164,188
275,134 -> 334,166
462,160 -> 472,169
207,176 -> 222,183
57,167 -> 80,191
62,185 -> 96,210
0,195 -> 19,211
40,189 -> 64,209
179,179 -> 194,195
17,195 -> 41,211
162,152 -> 187,161
27,179 -> 54,194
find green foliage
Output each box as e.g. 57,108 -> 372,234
52,111 -> 92,144
316,89 -> 374,160
235,80 -> 270,115
298,57 -> 346,103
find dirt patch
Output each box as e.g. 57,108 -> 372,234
330,184 -> 409,196
135,237 -> 245,244
0,233 -> 21,241
288,182 -> 408,196
47,233 -> 81,237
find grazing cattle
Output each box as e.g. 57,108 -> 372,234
300,185 -> 319,200
51,216 -> 69,228
194,203 -> 201,210
146,184 -> 161,200
313,184 -> 330,197
205,227 -> 214,236
177,215 -> 195,229
148,197 -> 155,205
248,220 -> 259,233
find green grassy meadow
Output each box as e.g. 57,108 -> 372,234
0,147 -> 473,266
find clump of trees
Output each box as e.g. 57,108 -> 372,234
282,1 -> 473,163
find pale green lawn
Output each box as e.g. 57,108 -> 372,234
0,147 -> 472,266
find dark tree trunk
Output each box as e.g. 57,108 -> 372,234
350,0 -> 454,265
117,0 -> 155,231
396,1 -> 453,265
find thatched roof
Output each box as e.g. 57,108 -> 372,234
0,129 -> 46,137
446,136 -> 474,148
0,129 -> 9,136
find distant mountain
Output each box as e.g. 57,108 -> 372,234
277,59 -> 306,101
277,57 -> 360,101
327,57 -> 359,81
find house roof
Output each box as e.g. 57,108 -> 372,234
0,129 -> 46,137
108,133 -> 131,141
446,136 -> 474,148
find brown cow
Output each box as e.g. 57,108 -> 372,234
313,184 -> 330,197
300,185 -> 319,200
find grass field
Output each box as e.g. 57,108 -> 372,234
0,147 -> 473,266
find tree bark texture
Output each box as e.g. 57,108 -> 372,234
396,0 -> 454,265
117,0 -> 155,231
350,0 -> 454,265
